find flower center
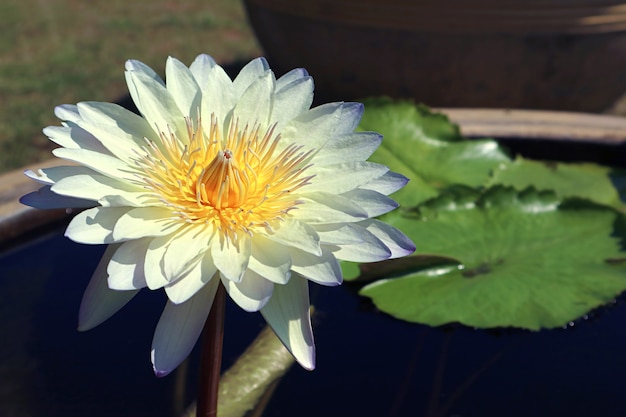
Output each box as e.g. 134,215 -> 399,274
135,115 -> 313,239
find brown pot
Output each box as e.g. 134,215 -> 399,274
244,0 -> 626,111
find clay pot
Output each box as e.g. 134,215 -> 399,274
243,0 -> 626,111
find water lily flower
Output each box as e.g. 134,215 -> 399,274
21,54 -> 415,376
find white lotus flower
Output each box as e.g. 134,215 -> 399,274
21,54 -> 415,376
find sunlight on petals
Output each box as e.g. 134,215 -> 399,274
151,278 -> 220,376
261,276 -> 315,370
21,54 -> 414,375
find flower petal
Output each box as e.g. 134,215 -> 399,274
151,277 -> 220,377
231,57 -> 270,99
314,223 -> 369,245
165,56 -> 201,119
232,70 -> 274,127
51,174 -> 148,207
112,207 -> 182,241
261,275 -> 315,370
78,244 -> 139,331
360,171 -> 409,196
211,235 -> 251,282
290,246 -> 343,286
24,168 -> 55,185
328,226 -> 392,262
142,228 -> 213,293
248,235 -> 292,284
107,238 -> 150,290
42,126 -> 81,149
293,192 -> 368,224
265,218 -> 322,256
65,207 -> 131,244
54,104 -> 81,124
200,65 -> 235,131
222,268 -> 274,312
282,102 -> 363,151
74,101 -> 156,162
144,234 -> 173,290
313,131 -> 382,166
125,64 -> 187,141
125,59 -> 164,85
341,188 -> 399,217
189,54 -> 217,87
275,67 -> 310,91
161,225 -> 213,281
43,124 -> 110,154
51,172 -> 147,207
271,70 -> 313,126
164,255 -> 218,304
305,161 -> 389,194
361,219 -> 416,259
52,147 -> 134,182
31,164 -> 100,185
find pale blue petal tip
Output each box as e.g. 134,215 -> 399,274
153,368 -> 171,378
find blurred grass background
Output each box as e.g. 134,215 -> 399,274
0,0 -> 261,174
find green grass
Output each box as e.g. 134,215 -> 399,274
0,0 -> 261,173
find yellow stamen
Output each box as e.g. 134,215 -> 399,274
134,115 -> 312,241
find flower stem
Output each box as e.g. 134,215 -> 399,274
197,282 -> 226,417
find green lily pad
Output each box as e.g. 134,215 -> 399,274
358,97 -> 511,207
340,260 -> 361,281
360,186 -> 626,330
489,156 -> 626,209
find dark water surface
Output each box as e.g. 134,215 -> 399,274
2,224 -> 626,417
